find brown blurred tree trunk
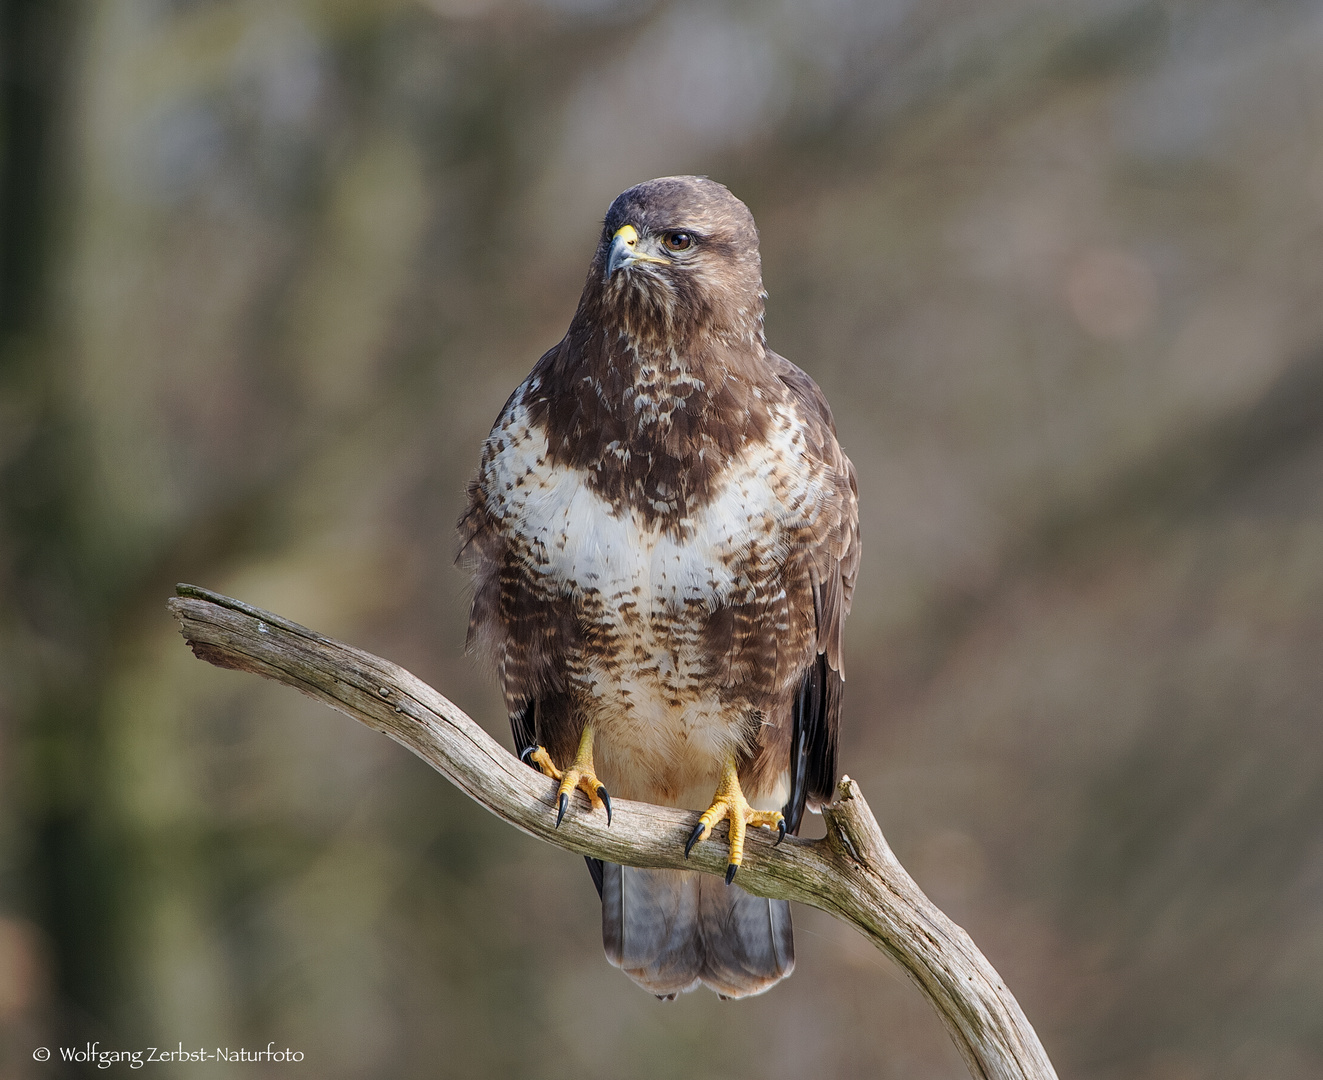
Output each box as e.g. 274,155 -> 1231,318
0,0 -> 126,1036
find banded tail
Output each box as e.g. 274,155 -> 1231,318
599,864 -> 794,999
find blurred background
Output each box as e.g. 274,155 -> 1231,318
3,0 -> 1323,1076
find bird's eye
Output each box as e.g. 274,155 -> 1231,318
664,232 -> 693,252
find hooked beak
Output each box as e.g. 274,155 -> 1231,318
606,224 -> 668,279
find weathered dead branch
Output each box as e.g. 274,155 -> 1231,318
168,583 -> 1057,1080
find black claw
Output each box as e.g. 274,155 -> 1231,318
725,863 -> 738,885
684,821 -> 706,858
520,745 -> 536,765
556,792 -> 568,827
776,819 -> 786,845
598,786 -> 612,826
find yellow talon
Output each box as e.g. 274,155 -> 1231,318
524,727 -> 611,827
684,758 -> 786,883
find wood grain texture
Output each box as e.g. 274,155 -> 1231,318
167,583 -> 1058,1080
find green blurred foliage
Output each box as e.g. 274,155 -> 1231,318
3,0 -> 1323,1077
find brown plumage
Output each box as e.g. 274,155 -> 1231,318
458,176 -> 859,998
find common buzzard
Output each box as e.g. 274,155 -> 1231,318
459,176 -> 859,999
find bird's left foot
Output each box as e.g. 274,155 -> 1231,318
521,726 -> 611,827
685,758 -> 785,884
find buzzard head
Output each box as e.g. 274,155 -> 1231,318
587,176 -> 766,348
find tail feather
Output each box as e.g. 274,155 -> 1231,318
696,873 -> 794,998
602,865 -> 704,997
600,865 -> 794,998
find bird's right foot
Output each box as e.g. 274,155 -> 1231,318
522,726 -> 611,827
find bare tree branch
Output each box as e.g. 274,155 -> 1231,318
167,583 -> 1058,1080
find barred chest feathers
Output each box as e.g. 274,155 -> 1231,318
475,377 -> 819,808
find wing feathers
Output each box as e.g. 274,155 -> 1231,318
772,351 -> 857,828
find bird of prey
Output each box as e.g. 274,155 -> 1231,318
459,176 -> 859,999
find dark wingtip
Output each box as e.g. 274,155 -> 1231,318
598,786 -> 612,826
556,792 -> 568,827
725,864 -> 738,885
684,821 -> 705,858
